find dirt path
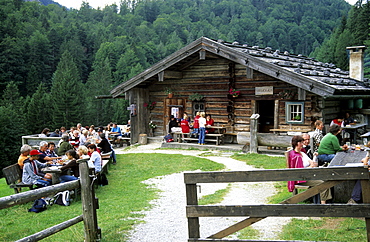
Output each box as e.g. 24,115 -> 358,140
116,143 -> 291,241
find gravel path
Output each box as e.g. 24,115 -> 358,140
116,143 -> 292,241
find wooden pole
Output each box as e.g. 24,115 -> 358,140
79,159 -> 100,241
250,114 -> 260,153
186,184 -> 200,239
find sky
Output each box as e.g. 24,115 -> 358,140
54,0 -> 358,10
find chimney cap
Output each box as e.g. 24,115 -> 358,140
346,46 -> 366,50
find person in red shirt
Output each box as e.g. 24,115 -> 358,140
205,114 -> 215,134
180,113 -> 191,134
191,112 -> 200,137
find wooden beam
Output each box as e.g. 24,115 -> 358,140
246,67 -> 253,79
183,167 -> 369,184
164,70 -> 182,79
158,71 -> 164,82
199,50 -> 206,60
187,204 -> 370,218
298,88 -> 306,100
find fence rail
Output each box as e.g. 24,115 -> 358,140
184,166 -> 370,242
0,159 -> 100,242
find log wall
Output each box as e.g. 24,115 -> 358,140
144,57 -> 322,136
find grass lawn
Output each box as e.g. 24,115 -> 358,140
0,152 -> 224,241
0,150 -> 367,242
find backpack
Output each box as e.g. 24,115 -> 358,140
53,190 -> 71,206
164,134 -> 174,142
28,198 -> 47,213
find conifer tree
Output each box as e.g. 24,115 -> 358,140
84,57 -> 115,126
50,50 -> 83,128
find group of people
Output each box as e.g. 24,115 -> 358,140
19,123 -> 123,188
288,117 -> 368,204
168,111 -> 215,145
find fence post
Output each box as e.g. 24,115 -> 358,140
250,114 -> 260,154
79,159 -> 100,241
186,184 -> 200,239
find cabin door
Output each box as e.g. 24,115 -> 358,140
257,100 -> 275,133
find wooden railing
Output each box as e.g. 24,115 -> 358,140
0,159 -> 100,242
184,166 -> 370,242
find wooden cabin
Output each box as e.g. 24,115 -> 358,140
110,37 -> 370,145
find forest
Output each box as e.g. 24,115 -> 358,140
0,0 -> 368,170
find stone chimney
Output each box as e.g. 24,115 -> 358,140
346,46 -> 366,81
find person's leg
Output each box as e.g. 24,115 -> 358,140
36,179 -> 50,187
350,179 -> 362,203
298,180 -> 332,203
59,175 -> 78,183
200,127 -> 206,144
317,154 -> 335,166
111,150 -> 117,164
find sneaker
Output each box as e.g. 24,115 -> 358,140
347,198 -> 357,204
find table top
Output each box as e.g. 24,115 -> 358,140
328,150 -> 368,167
342,123 -> 367,129
270,128 -> 312,132
42,165 -> 63,173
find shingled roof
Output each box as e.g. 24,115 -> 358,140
110,37 -> 370,98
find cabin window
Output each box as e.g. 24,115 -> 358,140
192,101 -> 205,118
286,102 -> 304,124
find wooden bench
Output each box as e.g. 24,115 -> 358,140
2,164 -> 34,193
224,132 -> 237,143
110,137 -> 130,147
182,133 -> 224,145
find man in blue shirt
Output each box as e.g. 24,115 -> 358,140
110,123 -> 122,147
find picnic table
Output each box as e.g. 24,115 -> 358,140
327,149 -> 369,202
328,149 -> 368,167
342,123 -> 367,144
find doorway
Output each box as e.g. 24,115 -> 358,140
257,100 -> 275,133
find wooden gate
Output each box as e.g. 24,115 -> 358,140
184,166 -> 370,242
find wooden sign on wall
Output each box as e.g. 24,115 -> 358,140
255,86 -> 273,95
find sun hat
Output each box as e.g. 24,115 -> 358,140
30,149 -> 43,156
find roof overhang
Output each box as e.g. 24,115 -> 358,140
110,37 -> 361,98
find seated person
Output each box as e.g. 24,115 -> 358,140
343,112 -> 356,144
205,114 -> 215,133
87,144 -> 102,173
330,116 -> 345,144
180,114 -> 190,134
301,133 -> 313,159
287,135 -> 332,204
22,150 -> 52,188
69,130 -> 80,149
38,141 -> 61,163
168,115 -> 179,133
80,130 -> 89,146
39,128 -> 50,137
60,126 -> 68,136
97,133 -> 117,165
123,120 -> 131,137
18,144 -> 32,169
317,124 -> 348,166
59,149 -> 80,183
49,129 -> 60,137
58,135 -> 74,156
109,123 -> 122,145
45,142 -> 58,157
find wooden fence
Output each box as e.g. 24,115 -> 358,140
0,159 -> 100,241
184,166 -> 370,242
